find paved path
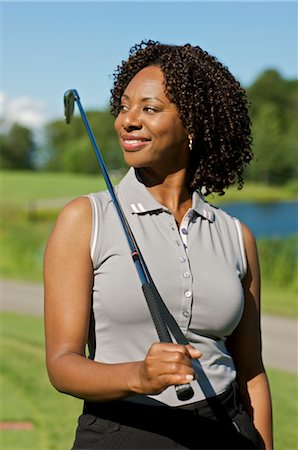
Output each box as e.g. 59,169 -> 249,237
1,279 -> 297,374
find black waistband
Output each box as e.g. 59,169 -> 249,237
83,382 -> 241,429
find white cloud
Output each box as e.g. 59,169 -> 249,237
0,92 -> 48,131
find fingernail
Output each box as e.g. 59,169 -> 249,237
185,374 -> 194,382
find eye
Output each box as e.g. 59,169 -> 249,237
144,106 -> 159,113
119,104 -> 129,112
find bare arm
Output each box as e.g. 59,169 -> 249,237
44,197 -> 200,402
227,223 -> 273,450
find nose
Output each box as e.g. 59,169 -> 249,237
122,108 -> 142,131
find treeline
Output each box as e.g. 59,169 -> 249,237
0,124 -> 36,170
246,70 -> 298,185
1,69 -> 297,186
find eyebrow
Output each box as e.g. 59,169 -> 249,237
121,94 -> 164,104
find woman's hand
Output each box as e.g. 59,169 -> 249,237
131,342 -> 202,395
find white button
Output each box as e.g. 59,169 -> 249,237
184,290 -> 192,298
179,256 -> 186,262
183,311 -> 190,318
183,272 -> 190,278
181,228 -> 188,235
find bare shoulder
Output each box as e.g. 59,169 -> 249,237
240,221 -> 255,242
51,196 -> 92,237
240,222 -> 258,255
240,222 -> 260,285
45,196 -> 92,257
55,196 -> 92,227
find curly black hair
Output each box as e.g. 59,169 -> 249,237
110,40 -> 253,195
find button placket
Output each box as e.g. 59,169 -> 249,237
179,210 -> 193,248
168,219 -> 183,248
181,287 -> 192,328
180,255 -> 193,329
168,215 -> 193,329
180,212 -> 194,327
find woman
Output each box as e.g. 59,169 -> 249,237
44,41 -> 273,449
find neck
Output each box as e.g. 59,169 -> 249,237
137,167 -> 192,224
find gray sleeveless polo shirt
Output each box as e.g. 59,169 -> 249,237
87,168 -> 247,407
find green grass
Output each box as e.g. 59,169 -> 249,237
258,237 -> 298,318
0,311 -> 297,450
0,170 -> 121,209
269,370 -> 298,450
0,210 -> 53,282
262,284 -> 297,318
0,311 -> 81,450
211,181 -> 297,205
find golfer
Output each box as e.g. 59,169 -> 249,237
44,40 -> 273,449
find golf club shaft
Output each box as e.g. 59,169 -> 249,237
65,89 -> 194,401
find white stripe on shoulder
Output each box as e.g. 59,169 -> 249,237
233,217 -> 247,278
86,194 -> 99,261
130,203 -> 140,213
137,202 -> 146,212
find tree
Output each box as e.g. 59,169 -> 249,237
246,70 -> 298,184
247,102 -> 297,184
45,110 -> 126,173
0,124 -> 36,169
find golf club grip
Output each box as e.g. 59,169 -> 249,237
142,282 -> 172,343
142,283 -> 194,401
175,383 -> 195,401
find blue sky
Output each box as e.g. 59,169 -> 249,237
1,1 -> 297,131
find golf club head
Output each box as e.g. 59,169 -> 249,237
64,89 -> 76,124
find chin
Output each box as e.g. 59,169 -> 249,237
123,154 -> 149,169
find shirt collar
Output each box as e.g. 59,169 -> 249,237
191,190 -> 215,222
117,167 -> 214,222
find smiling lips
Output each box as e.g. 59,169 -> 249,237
120,135 -> 151,151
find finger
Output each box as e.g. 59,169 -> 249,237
149,351 -> 192,371
150,342 -> 201,358
159,372 -> 195,387
153,345 -> 202,365
154,360 -> 196,377
185,345 -> 202,359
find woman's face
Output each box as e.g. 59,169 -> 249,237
114,65 -> 189,173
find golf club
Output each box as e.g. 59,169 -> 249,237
63,89 -> 195,401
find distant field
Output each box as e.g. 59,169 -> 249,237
0,170 -> 121,209
1,170 -> 297,209
0,311 -> 297,450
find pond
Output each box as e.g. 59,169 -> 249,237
219,201 -> 298,239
